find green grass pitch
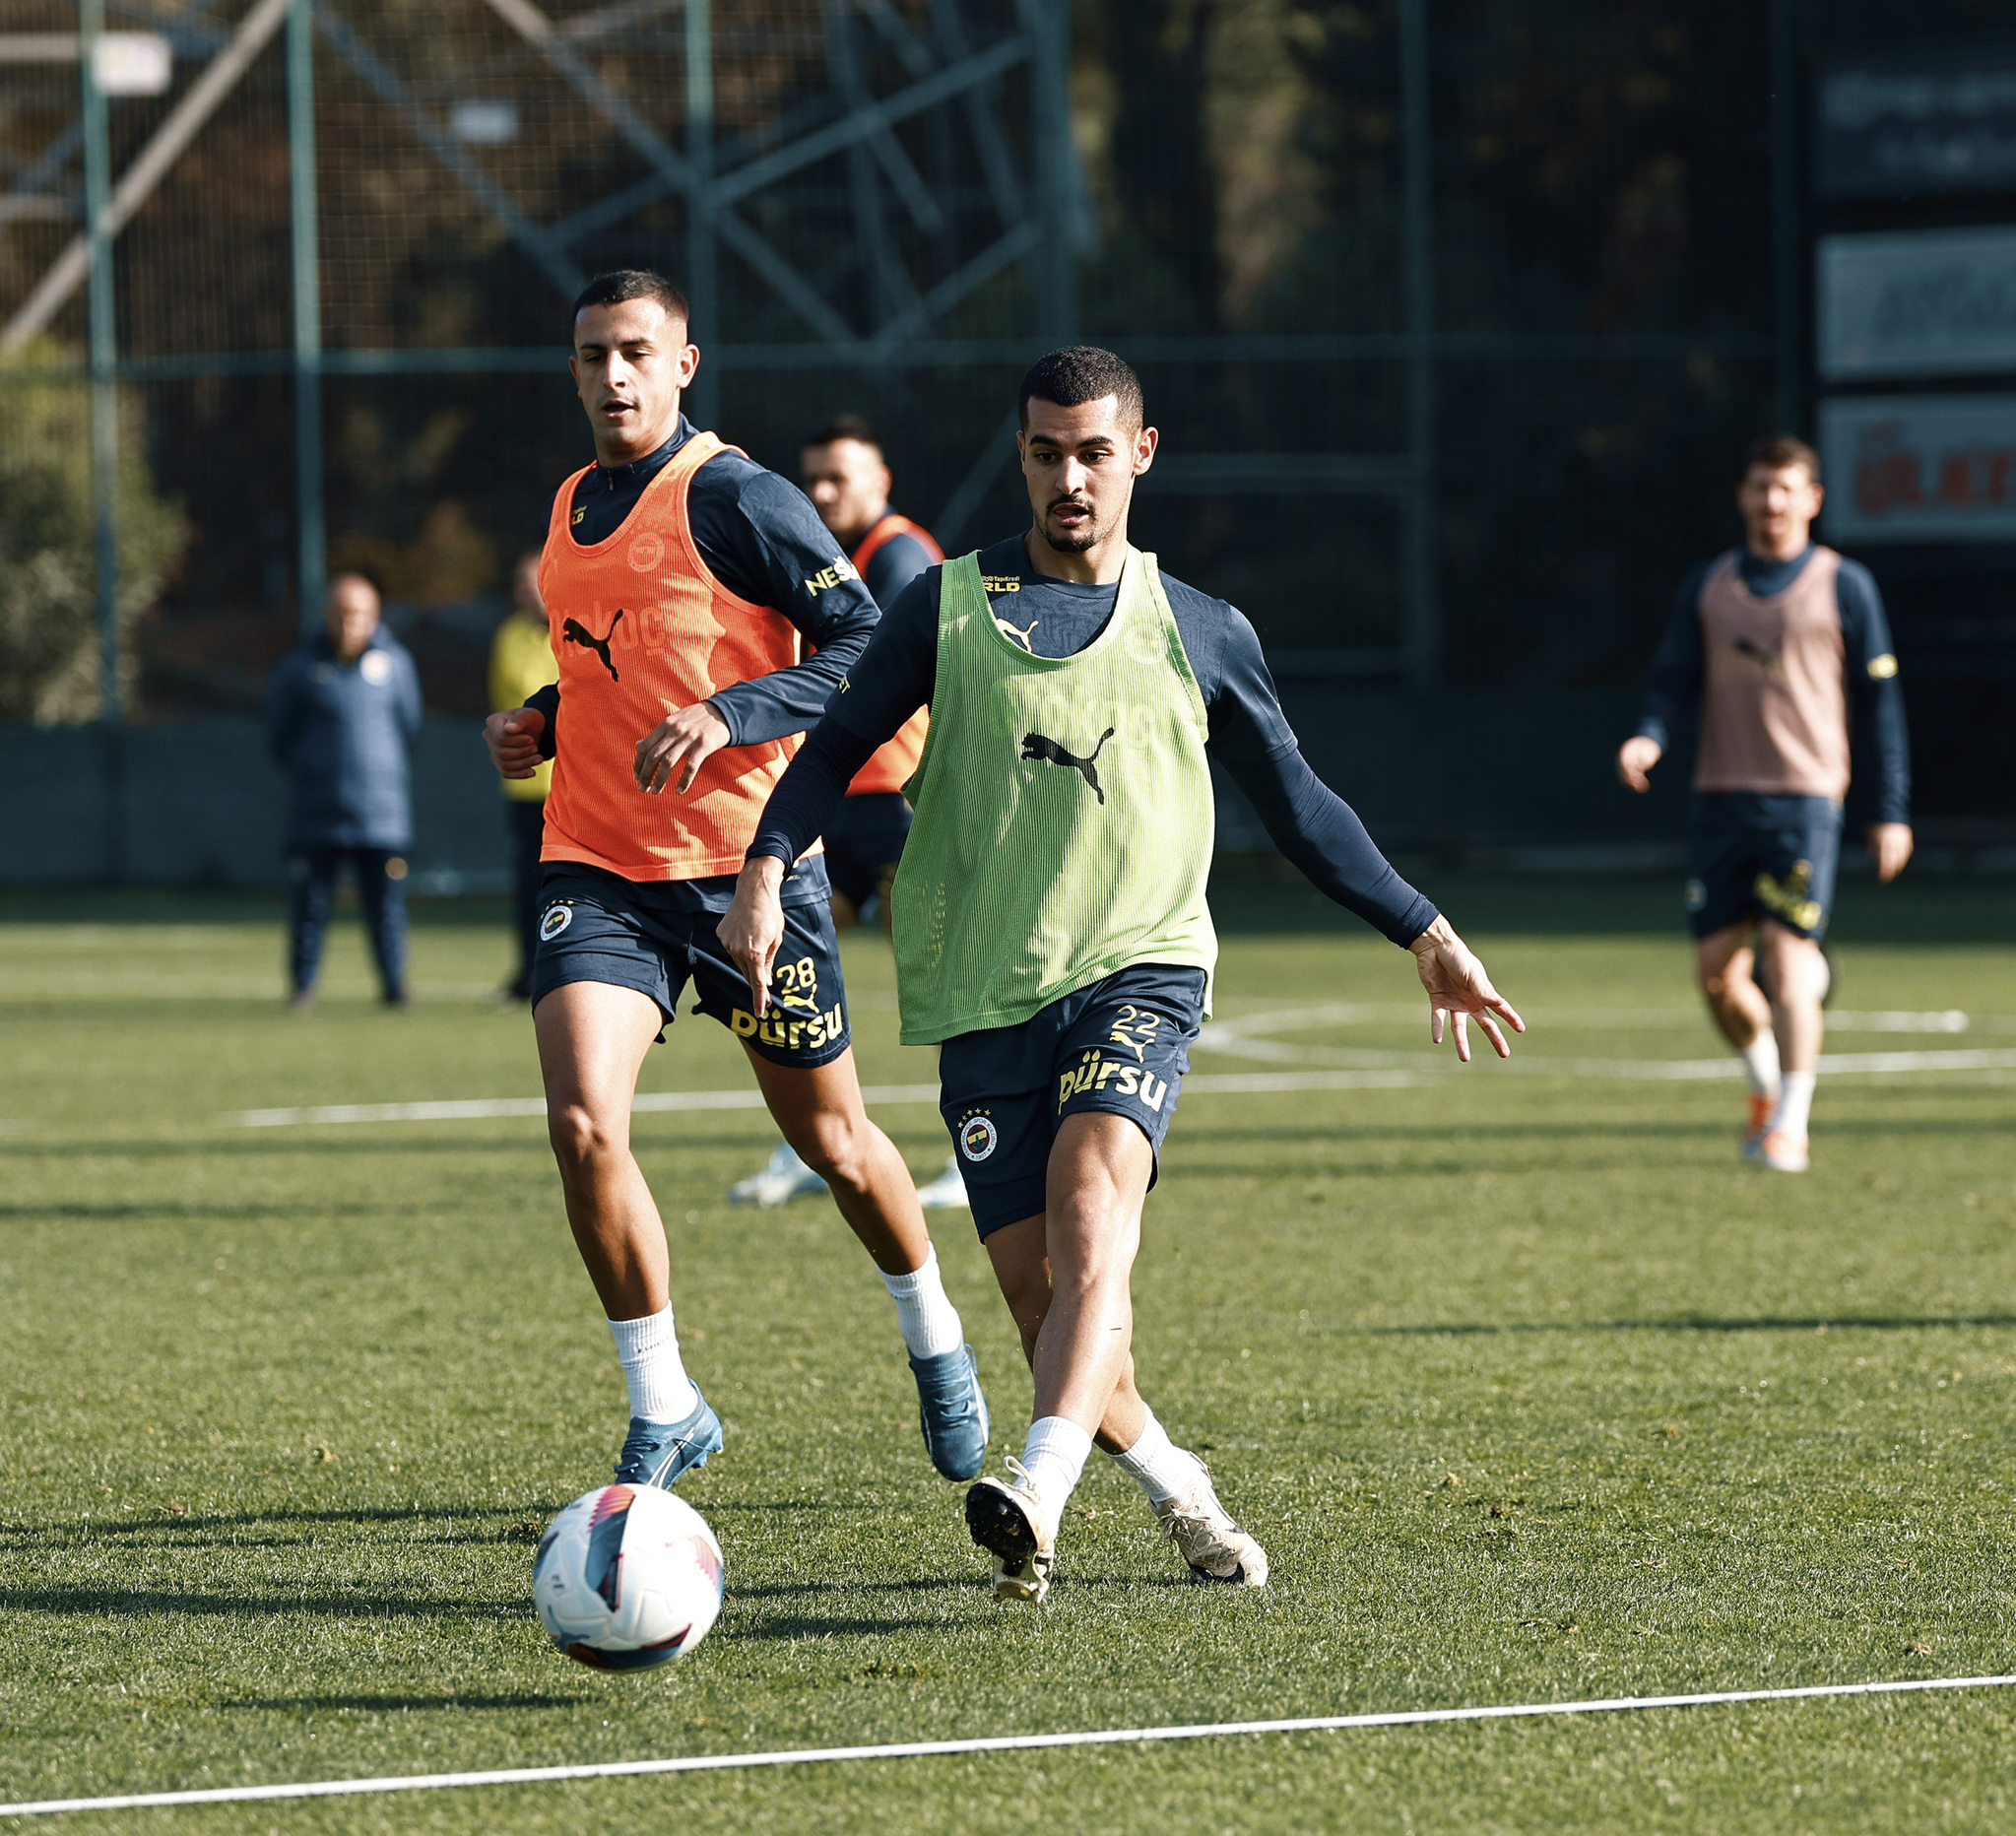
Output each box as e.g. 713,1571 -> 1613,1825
1,870 -> 2013,1834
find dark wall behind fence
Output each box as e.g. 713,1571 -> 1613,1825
1,0 -> 2008,876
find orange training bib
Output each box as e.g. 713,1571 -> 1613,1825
846,513 -> 942,797
537,432 -> 813,881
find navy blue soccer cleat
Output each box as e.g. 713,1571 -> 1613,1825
613,1389 -> 724,1489
909,1344 -> 990,1481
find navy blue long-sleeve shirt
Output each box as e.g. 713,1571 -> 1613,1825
1637,545 -> 1911,824
265,626 -> 423,851
749,532 -> 1439,947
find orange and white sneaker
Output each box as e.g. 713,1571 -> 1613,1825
1757,1127 -> 1809,1173
1742,1092 -> 1774,1160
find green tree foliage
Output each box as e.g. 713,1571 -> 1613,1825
0,342 -> 186,724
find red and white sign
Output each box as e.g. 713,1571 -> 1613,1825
1819,393 -> 2016,542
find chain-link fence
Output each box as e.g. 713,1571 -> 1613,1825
1,0 -> 2009,881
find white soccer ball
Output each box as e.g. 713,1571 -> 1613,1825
533,1483 -> 724,1670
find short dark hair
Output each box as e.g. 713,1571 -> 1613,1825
804,414 -> 880,453
570,269 -> 689,331
1017,346 -> 1143,430
1744,433 -> 1821,486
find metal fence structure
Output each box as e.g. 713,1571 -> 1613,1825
0,0 -> 2009,881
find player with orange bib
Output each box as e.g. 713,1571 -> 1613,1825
730,415 -> 967,1210
800,414 -> 941,930
483,270 -> 988,1492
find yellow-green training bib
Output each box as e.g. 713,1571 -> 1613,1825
890,545 -> 1218,1044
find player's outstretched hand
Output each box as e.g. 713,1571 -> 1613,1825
485,706 -> 546,779
719,856 -> 787,1016
1615,734 -> 1661,794
1408,915 -> 1525,1063
635,701 -> 731,795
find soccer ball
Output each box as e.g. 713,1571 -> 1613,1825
533,1483 -> 724,1669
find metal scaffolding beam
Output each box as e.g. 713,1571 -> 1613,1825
289,0 -> 324,629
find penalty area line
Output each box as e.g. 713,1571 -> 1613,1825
4,1674 -> 2013,1818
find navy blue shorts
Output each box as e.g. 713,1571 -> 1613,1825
531,865 -> 852,1066
939,964 -> 1206,1239
1685,792 -> 1844,941
823,792 -> 913,911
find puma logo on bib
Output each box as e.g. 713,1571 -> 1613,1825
1020,727 -> 1114,804
562,610 -> 623,681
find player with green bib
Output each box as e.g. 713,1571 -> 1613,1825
721,348 -> 1524,1603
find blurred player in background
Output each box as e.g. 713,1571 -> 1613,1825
483,270 -> 987,1494
266,571 -> 422,1011
488,552 -> 558,1003
730,414 -> 966,1212
723,346 -> 1522,1603
1617,434 -> 1912,1172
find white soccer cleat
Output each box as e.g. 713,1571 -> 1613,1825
915,1153 -> 969,1210
1756,1128 -> 1809,1173
726,1143 -> 827,1208
1155,1471 -> 1270,1588
964,1460 -> 1057,1604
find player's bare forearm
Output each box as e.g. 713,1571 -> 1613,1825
485,707 -> 546,779
719,855 -> 788,1015
633,700 -> 730,795
1408,915 -> 1526,1062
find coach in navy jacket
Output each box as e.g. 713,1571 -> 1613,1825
265,578 -> 423,850
264,573 -> 423,1006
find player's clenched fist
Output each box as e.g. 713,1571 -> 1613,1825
486,706 -> 546,779
1615,734 -> 1662,794
718,855 -> 787,1016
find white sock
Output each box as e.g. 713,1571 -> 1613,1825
881,1245 -> 964,1359
1738,1028 -> 1782,1100
1108,1409 -> 1206,1507
607,1307 -> 699,1423
1771,1070 -> 1816,1140
1018,1415 -> 1093,1526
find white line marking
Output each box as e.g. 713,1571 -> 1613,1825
1198,1005 -> 2013,1077
234,1084 -> 944,1129
228,1042 -> 2015,1130
228,1078 -> 1424,1128
3,1673 -> 2011,1817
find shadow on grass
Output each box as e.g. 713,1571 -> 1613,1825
722,1577 -> 963,1600
734,1613 -> 953,1640
0,1587 -> 526,1621
0,1200 -> 388,1221
0,1503 -> 560,1546
226,1693 -> 578,1713
1370,1313 -> 2016,1338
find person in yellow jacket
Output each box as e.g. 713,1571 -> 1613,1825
489,551 -> 559,1000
